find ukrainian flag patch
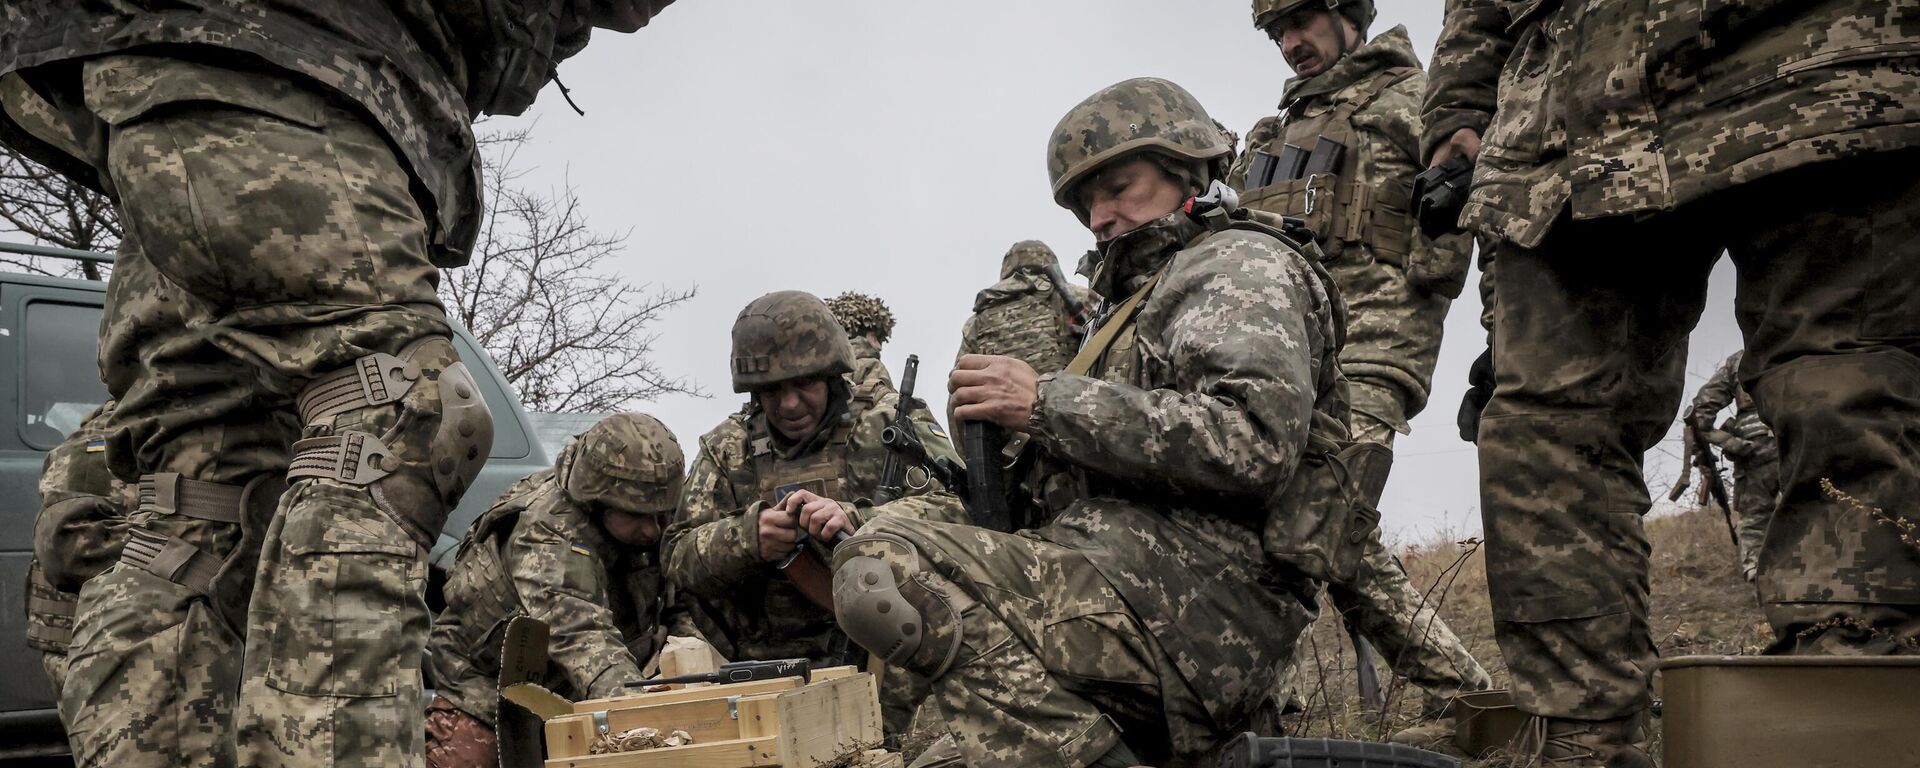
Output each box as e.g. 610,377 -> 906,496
84,437 -> 106,453
568,543 -> 593,557
927,423 -> 947,439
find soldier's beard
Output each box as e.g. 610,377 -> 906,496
1090,209 -> 1206,298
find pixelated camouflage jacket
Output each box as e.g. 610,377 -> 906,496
430,460 -> 684,725
664,376 -> 964,663
1025,213 -> 1343,729
1230,26 -> 1471,419
26,402 -> 128,654
847,336 -> 896,392
1422,0 -> 1920,248
0,0 -> 673,265
1687,351 -> 1777,465
955,271 -> 1092,374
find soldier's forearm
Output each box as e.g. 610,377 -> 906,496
1421,0 -> 1511,163
662,514 -> 765,596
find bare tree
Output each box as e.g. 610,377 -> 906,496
444,127 -> 701,412
0,144 -> 118,280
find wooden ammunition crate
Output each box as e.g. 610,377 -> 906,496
497,618 -> 885,768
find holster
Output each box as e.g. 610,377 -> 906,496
208,475 -> 288,634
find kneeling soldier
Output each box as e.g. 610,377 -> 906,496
425,413 -> 691,768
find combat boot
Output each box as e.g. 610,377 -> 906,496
1512,714 -> 1654,768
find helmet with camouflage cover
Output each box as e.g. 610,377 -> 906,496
730,290 -> 854,393
824,291 -> 895,344
564,412 -> 685,515
1047,78 -> 1233,219
1252,0 -> 1376,37
1000,240 -> 1059,279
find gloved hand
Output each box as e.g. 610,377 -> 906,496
1457,347 -> 1494,443
1721,436 -> 1757,460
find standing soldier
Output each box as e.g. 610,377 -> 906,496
825,291 -> 898,390
663,290 -> 962,735
1685,352 -> 1779,584
25,403 -> 128,706
425,413 -> 691,768
1227,0 -> 1490,739
954,240 -> 1092,376
0,2 -> 679,765
832,78 -> 1345,767
1424,1 -> 1920,765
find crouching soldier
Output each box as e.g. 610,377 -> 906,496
425,413 -> 692,768
664,290 -> 965,737
26,402 -> 130,706
832,78 -> 1348,767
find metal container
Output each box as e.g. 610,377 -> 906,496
1660,655 -> 1920,768
1449,689 -> 1529,758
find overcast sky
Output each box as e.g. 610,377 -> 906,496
489,0 -> 1746,544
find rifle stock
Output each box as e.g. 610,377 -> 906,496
961,421 -> 1012,532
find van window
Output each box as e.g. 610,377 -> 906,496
21,300 -> 108,450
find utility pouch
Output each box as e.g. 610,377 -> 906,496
1263,425 -> 1385,587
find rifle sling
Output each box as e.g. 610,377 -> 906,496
1064,272 -> 1161,378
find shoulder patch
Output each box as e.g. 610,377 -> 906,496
568,542 -> 593,558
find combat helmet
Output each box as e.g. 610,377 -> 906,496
564,412 -> 685,515
1000,240 -> 1059,279
1252,0 -> 1376,37
824,291 -> 896,344
1047,77 -> 1233,219
730,290 -> 854,393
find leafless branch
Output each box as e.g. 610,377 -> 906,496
0,145 -> 117,280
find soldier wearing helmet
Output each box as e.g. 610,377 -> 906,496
424,413 -> 693,768
1230,0 -> 1491,747
955,240 -> 1095,376
824,291 -> 899,390
662,290 -> 962,736
832,78 -> 1352,766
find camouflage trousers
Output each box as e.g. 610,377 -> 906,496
1479,153 -> 1920,721
1731,457 -> 1781,582
846,516 -> 1255,768
53,55 -> 452,767
1272,390 -> 1491,714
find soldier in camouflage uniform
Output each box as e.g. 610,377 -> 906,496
1227,0 -> 1490,738
1424,1 -> 1920,764
25,402 -> 128,705
826,291 -> 898,390
425,413 -> 691,768
1686,352 -> 1779,583
831,78 -> 1343,768
663,291 -> 964,735
0,3 -> 677,765
954,240 -> 1092,376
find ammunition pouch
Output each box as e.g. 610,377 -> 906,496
1263,421 -> 1385,587
290,336 -> 494,550
24,561 -> 76,653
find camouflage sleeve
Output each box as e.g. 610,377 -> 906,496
661,431 -> 768,599
1030,231 -> 1334,500
1420,0 -> 1513,164
1227,116 -> 1284,190
34,401 -> 129,591
1687,354 -> 1741,436
955,315 -> 978,363
848,393 -> 969,529
506,503 -> 644,698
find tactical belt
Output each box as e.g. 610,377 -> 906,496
138,472 -> 245,523
121,527 -> 221,595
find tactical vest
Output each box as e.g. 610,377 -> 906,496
737,380 -> 886,506
23,559 -> 73,654
963,275 -> 1083,374
1239,66 -> 1419,267
1058,217 -> 1381,586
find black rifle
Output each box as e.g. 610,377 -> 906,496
1411,155 -> 1474,238
1042,261 -> 1092,332
1670,423 -> 1738,546
872,354 -> 921,505
880,422 -> 968,493
961,422 -> 1013,532
624,658 -> 811,688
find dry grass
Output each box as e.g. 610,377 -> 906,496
1280,505 -> 1770,766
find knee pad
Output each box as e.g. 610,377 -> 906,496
831,532 -> 970,679
290,336 -> 493,548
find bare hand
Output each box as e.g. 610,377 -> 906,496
756,503 -> 800,563
1429,127 -> 1482,168
949,354 -> 1040,430
782,489 -> 853,540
